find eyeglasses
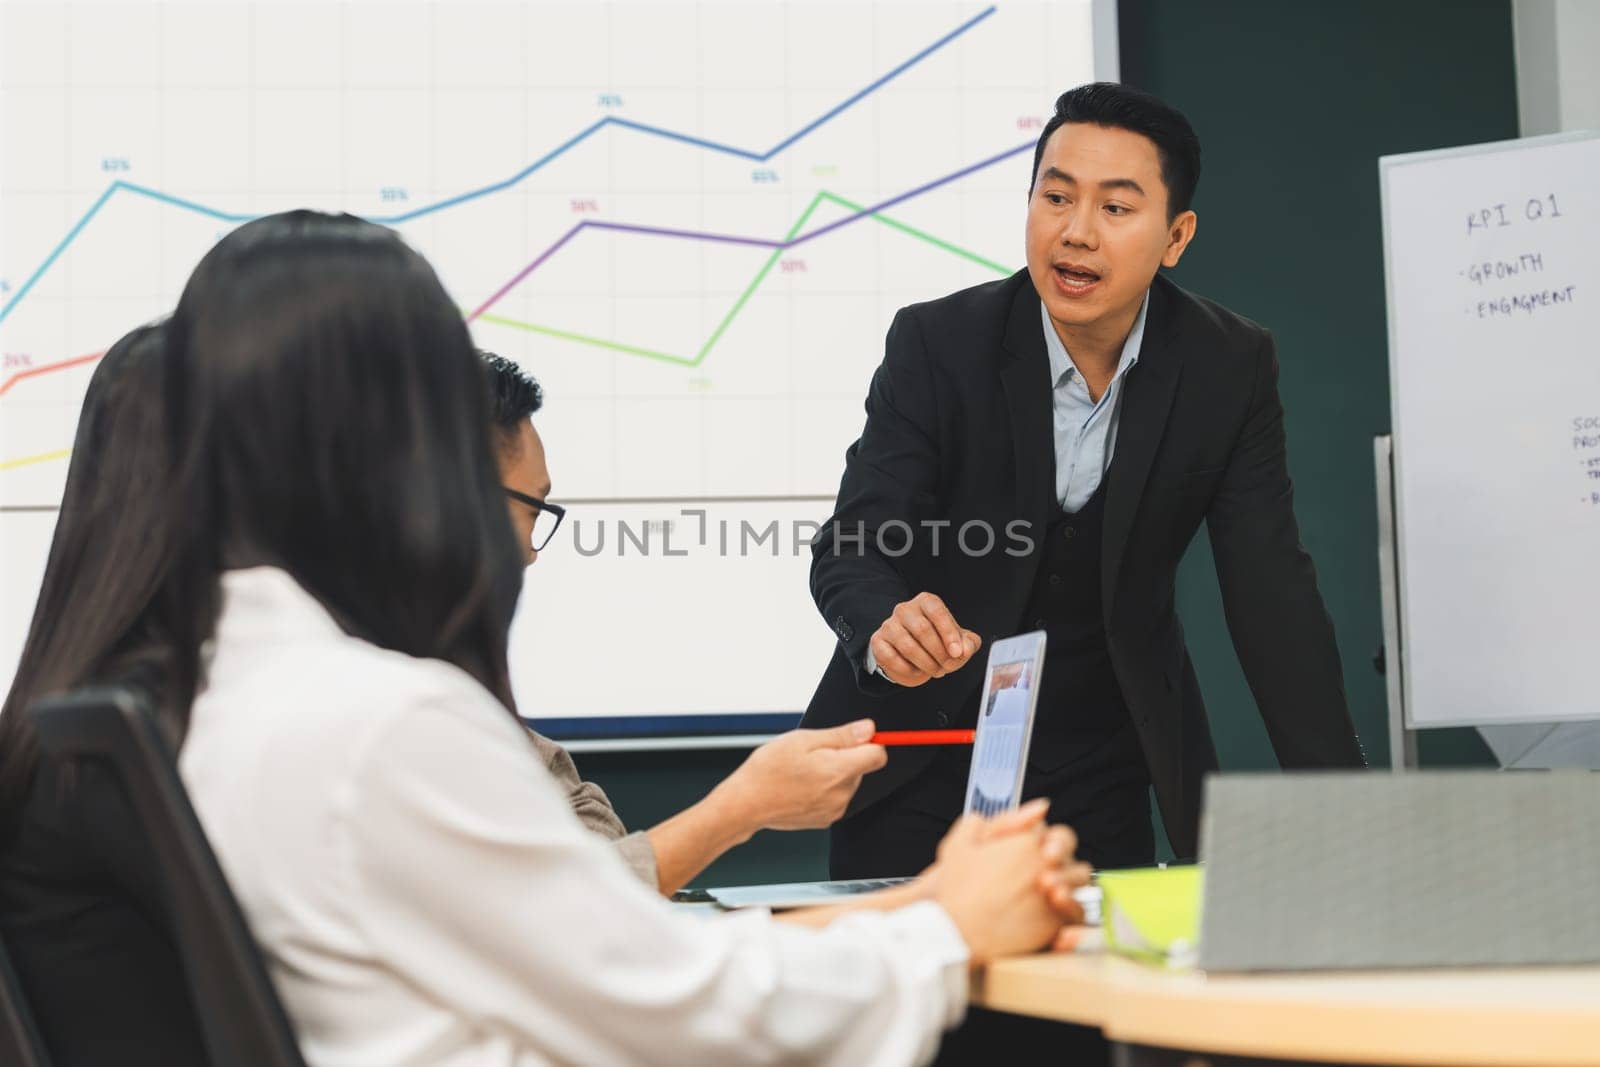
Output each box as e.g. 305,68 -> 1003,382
503,488 -> 566,552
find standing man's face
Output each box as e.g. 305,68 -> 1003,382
499,419 -> 551,567
1025,122 -> 1196,340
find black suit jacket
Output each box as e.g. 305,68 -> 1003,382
802,270 -> 1365,858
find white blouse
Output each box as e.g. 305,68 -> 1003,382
178,567 -> 968,1066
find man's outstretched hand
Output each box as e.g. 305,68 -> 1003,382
870,592 -> 982,686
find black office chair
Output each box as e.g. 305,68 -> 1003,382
28,687 -> 307,1067
0,932 -> 50,1067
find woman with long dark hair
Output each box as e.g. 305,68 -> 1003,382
43,211 -> 1083,1065
0,322 -> 208,1064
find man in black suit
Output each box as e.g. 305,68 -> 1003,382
805,83 -> 1365,879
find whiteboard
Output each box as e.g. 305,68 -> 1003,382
1382,131 -> 1600,728
1,2 -> 1113,738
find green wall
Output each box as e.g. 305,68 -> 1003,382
1119,0 -> 1514,772
574,0 -> 1518,885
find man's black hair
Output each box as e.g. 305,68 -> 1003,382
1028,82 -> 1202,219
479,350 -> 543,444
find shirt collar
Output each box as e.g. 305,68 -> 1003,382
1040,289 -> 1150,388
213,566 -> 347,647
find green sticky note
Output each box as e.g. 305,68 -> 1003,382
1098,865 -> 1204,968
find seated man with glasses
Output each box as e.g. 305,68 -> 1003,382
480,351 -> 891,896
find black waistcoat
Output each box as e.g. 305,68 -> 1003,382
1016,482 -> 1147,787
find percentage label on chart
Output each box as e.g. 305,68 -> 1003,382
570,198 -> 600,213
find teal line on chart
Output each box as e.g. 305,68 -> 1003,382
0,6 -> 997,325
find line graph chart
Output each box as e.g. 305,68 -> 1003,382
2,0 -> 1106,727
0,5 -> 1000,327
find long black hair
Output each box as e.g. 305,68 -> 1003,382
0,214 -> 522,840
0,323 -> 176,836
165,210 -> 523,711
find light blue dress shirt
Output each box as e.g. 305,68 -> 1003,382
1041,291 -> 1149,513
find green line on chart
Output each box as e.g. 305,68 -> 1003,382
4,199 -> 1013,470
0,448 -> 72,472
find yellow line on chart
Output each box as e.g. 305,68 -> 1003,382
0,448 -> 71,472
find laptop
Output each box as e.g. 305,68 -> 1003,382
698,633 -> 1064,913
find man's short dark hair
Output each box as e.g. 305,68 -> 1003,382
479,350 -> 543,449
1028,82 -> 1202,219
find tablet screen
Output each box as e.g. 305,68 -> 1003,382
964,631 -> 1046,817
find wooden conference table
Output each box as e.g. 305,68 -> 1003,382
973,946 -> 1600,1066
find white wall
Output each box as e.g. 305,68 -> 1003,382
1514,0 -> 1600,135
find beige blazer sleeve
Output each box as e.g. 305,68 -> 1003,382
525,728 -> 659,888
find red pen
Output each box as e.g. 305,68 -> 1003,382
869,729 -> 976,746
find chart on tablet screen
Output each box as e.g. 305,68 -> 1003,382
1,1 -> 1106,727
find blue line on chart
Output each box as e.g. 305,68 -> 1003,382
0,5 -> 997,325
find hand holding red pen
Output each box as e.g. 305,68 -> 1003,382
710,719 -> 887,834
